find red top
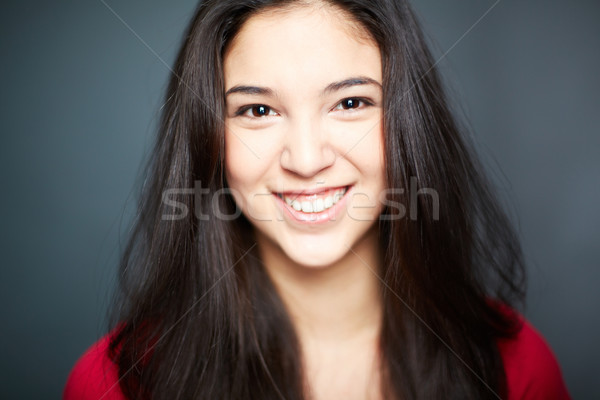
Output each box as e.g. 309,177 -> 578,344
64,318 -> 571,400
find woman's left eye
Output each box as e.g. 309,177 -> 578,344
333,97 -> 373,112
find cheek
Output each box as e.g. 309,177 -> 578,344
225,135 -> 252,195
350,124 -> 385,179
224,130 -> 276,199
368,126 -> 386,179
225,132 -> 284,223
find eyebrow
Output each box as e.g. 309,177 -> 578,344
224,76 -> 382,97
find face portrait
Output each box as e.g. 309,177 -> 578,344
223,5 -> 385,268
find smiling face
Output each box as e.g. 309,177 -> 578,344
223,5 -> 385,268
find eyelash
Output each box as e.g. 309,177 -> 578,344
234,97 -> 374,119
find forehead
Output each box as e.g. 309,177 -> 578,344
223,5 -> 381,95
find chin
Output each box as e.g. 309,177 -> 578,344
284,247 -> 348,269
276,230 -> 358,269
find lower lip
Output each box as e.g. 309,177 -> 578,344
273,186 -> 352,225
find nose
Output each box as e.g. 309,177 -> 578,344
279,118 -> 336,178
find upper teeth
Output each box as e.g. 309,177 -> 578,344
283,188 -> 347,213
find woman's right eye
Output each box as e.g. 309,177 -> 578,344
236,105 -> 277,118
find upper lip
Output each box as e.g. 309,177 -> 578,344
273,185 -> 350,196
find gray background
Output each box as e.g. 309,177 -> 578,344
1,0 -> 598,398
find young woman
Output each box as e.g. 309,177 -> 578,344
65,0 -> 571,399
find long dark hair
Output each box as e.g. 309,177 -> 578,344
109,0 -> 526,398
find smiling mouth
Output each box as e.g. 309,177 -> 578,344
275,186 -> 349,214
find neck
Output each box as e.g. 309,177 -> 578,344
256,227 -> 383,346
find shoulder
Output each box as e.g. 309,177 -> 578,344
497,314 -> 571,400
63,333 -> 126,400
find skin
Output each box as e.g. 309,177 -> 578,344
224,4 -> 385,399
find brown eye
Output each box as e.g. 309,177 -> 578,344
334,97 -> 373,112
341,98 -> 359,109
251,105 -> 270,117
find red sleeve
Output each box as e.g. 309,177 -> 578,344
63,334 -> 126,400
498,318 -> 571,400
